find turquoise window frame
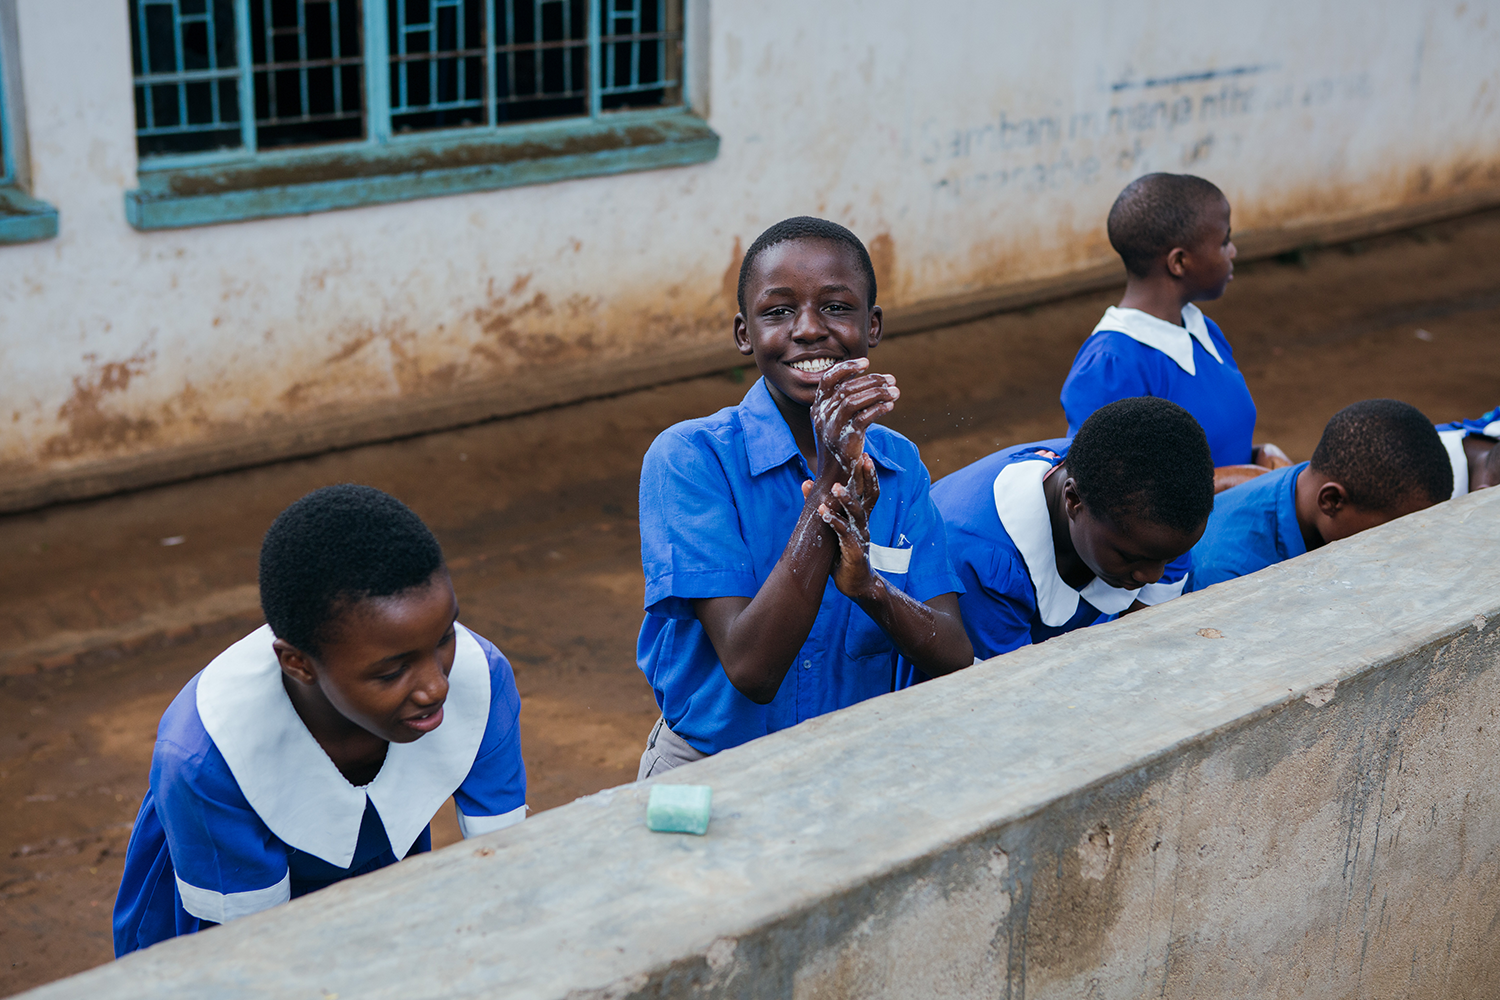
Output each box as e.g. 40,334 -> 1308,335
0,0 -> 59,245
125,0 -> 717,231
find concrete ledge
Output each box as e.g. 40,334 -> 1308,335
25,489 -> 1500,998
4,186 -> 1500,514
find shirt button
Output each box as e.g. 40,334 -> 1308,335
802,660 -> 812,670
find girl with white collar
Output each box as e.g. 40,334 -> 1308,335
113,485 -> 526,955
900,397 -> 1214,678
1061,173 -> 1290,494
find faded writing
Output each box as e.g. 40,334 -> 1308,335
922,69 -> 1375,199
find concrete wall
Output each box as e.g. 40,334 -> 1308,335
24,477 -> 1500,998
3,0 -> 1500,509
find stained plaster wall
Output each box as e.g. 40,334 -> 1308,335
23,456 -> 1500,1000
2,0 -> 1500,507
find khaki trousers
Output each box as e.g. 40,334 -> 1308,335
637,716 -> 708,780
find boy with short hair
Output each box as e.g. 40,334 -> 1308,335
635,217 -> 972,776
1189,399 -> 1453,591
1436,406 -> 1499,496
1060,173 -> 1290,493
904,396 -> 1214,670
114,485 -> 526,955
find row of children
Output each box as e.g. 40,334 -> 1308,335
113,174 -> 1497,956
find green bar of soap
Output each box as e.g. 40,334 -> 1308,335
646,784 -> 712,835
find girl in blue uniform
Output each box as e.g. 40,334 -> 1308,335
1435,406 -> 1499,496
906,397 -> 1214,673
1061,173 -> 1290,494
113,485 -> 526,955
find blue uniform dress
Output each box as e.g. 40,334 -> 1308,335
1061,304 -> 1257,467
903,439 -> 1190,677
1187,462 -> 1310,592
1436,407 -> 1499,497
113,623 -> 527,957
637,376 -> 962,755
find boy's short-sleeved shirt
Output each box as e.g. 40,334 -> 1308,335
1436,407 -> 1499,497
1188,462 -> 1309,592
636,376 -> 962,756
905,439 -> 1190,673
1061,305 -> 1257,467
113,623 -> 526,957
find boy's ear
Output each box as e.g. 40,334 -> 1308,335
732,313 -> 754,357
273,638 -> 319,687
1165,246 -> 1190,278
866,304 -> 884,350
1316,481 -> 1350,517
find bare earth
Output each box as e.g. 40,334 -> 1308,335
2,210 -> 1498,994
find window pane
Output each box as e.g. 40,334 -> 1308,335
389,0 -> 486,133
597,0 -> 680,112
129,0 -> 245,157
250,0 -> 365,149
492,0 -> 588,124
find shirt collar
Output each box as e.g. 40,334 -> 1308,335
1091,304 -> 1224,376
740,376 -> 905,477
1277,462 -> 1310,560
195,623 -> 491,868
992,455 -> 1142,626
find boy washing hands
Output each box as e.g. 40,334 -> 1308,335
635,217 -> 971,777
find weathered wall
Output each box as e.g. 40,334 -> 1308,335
22,475 -> 1500,999
3,0 -> 1500,508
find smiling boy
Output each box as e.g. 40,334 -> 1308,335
635,217 -> 972,776
114,485 -> 526,955
903,397 -> 1215,670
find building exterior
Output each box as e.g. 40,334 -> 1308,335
1,0 -> 1498,511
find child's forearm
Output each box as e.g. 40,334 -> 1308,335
848,582 -> 973,677
693,495 -> 843,704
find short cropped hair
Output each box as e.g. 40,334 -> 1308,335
1310,400 -> 1453,510
1107,173 -> 1227,278
737,216 -> 877,313
1068,397 -> 1215,533
259,484 -> 445,656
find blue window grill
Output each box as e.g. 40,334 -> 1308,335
128,0 -> 684,160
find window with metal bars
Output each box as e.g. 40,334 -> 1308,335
128,0 -> 684,160
0,0 -> 59,242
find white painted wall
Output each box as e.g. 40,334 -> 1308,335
2,0 -> 1498,483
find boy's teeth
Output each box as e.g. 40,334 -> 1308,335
790,358 -> 837,373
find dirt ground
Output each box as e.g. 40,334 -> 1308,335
2,209 -> 1498,994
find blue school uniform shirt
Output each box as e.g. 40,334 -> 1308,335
1061,304 -> 1257,467
1187,462 -> 1309,591
113,623 -> 526,957
637,376 -> 962,755
1436,407 -> 1499,497
906,439 -> 1190,674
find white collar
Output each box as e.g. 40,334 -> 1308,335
992,457 -> 1142,626
196,623 -> 490,868
1090,303 -> 1224,376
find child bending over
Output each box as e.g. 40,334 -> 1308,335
904,396 -> 1214,671
114,485 -> 526,955
1436,406 -> 1499,496
1190,399 -> 1452,590
635,217 -> 972,776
